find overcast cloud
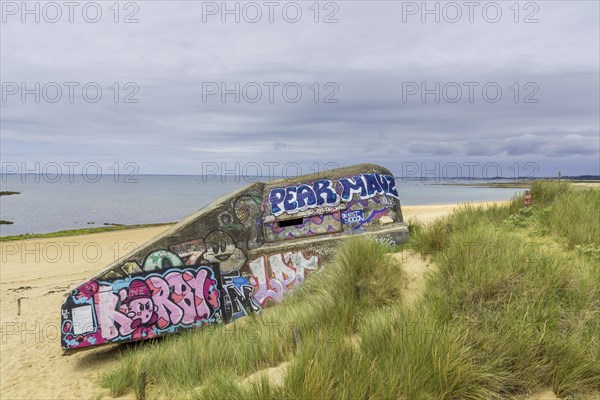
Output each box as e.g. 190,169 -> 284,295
1,0 -> 598,178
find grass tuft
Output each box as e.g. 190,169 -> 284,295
100,182 -> 599,399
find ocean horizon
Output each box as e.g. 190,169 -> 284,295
0,174 -> 524,237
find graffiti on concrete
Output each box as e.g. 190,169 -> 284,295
168,231 -> 246,272
249,251 -> 319,306
341,209 -> 364,225
340,195 -> 391,232
263,204 -> 346,223
62,247 -> 323,348
143,249 -> 184,271
61,164 -> 409,351
233,195 -> 264,249
264,213 -> 342,241
170,239 -> 206,266
375,234 -> 397,248
61,259 -> 222,350
221,271 -> 261,321
203,231 -> 246,272
337,173 -> 399,202
269,180 -> 338,217
268,173 -> 398,217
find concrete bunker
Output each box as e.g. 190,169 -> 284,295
60,163 -> 409,351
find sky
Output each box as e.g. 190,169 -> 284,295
1,0 -> 599,179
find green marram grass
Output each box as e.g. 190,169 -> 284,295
100,183 -> 600,399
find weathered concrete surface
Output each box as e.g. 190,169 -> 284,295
60,163 -> 408,350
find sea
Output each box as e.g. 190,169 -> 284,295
0,175 -> 524,237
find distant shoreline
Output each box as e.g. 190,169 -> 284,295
432,180 -> 600,189
431,182 -> 532,188
0,222 -> 175,242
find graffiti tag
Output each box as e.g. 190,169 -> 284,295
341,210 -> 365,224
249,251 -> 319,306
269,173 -> 398,217
62,266 -> 221,349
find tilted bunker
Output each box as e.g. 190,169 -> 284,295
60,163 -> 409,350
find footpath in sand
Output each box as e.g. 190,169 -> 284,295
0,202 -> 509,399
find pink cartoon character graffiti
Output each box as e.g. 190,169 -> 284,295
122,279 -> 159,340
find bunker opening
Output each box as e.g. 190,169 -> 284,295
276,217 -> 304,228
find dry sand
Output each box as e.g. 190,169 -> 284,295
571,182 -> 600,189
1,227 -> 167,399
0,201 -> 510,399
402,200 -> 509,224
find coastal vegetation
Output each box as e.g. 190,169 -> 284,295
99,181 -> 599,399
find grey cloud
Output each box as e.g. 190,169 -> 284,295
407,141 -> 463,156
1,1 -> 598,176
503,134 -> 547,156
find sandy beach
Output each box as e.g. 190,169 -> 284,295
0,201 -> 508,399
402,201 -> 509,223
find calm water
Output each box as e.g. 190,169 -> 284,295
0,175 -> 523,236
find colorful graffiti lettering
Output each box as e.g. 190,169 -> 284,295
339,195 -> 392,232
61,263 -> 222,349
338,173 -> 398,202
221,271 -> 261,321
269,179 -> 339,216
60,165 -> 408,351
341,209 -> 365,224
249,251 -> 319,306
268,173 -> 398,217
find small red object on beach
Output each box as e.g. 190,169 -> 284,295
524,192 -> 532,206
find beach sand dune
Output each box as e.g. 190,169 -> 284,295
403,200 -> 510,223
0,202 -> 506,399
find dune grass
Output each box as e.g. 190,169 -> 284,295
100,182 -> 599,399
100,237 -> 406,398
